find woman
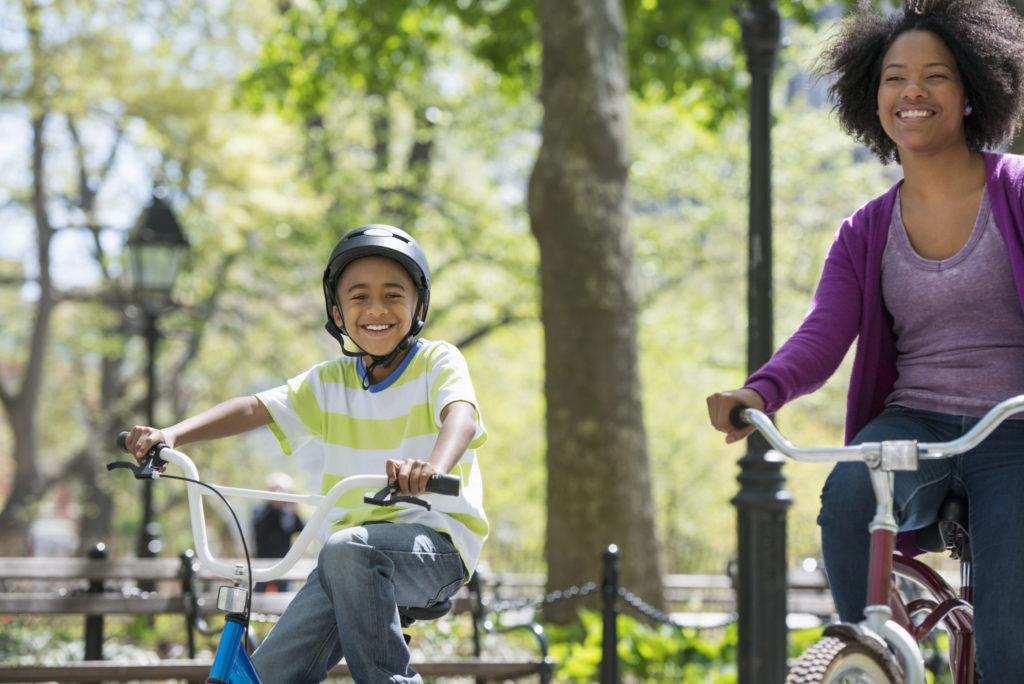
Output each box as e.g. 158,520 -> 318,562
707,1 -> 1024,679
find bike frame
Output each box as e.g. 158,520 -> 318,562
892,554 -> 974,682
111,445 -> 461,684
735,393 -> 1024,684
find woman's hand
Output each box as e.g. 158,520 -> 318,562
386,458 -> 440,497
706,388 -> 766,444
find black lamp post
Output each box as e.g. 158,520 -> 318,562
733,2 -> 793,683
127,190 -> 189,561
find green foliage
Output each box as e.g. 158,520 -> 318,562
241,0 -> 866,127
4,0 -> 910,590
547,610 -> 737,683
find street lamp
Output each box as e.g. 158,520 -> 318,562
127,190 -> 189,561
732,2 -> 793,682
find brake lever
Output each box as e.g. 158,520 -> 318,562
364,482 -> 432,510
107,444 -> 168,480
106,457 -> 162,479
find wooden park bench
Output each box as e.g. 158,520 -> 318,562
0,548 -> 554,683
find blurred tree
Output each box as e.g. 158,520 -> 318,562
0,0 -> 313,554
238,0 -> 866,617
527,0 -> 665,620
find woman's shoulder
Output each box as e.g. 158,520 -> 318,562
835,180 -> 901,243
984,151 -> 1024,186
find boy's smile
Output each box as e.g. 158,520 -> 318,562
333,255 -> 419,366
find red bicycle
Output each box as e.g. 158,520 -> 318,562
731,395 -> 1024,684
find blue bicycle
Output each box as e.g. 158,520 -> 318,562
109,434 -> 460,684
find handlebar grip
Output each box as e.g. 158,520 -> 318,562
729,405 -> 749,429
425,474 -> 461,496
115,431 -> 168,471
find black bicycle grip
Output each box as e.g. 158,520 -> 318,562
729,405 -> 750,429
424,474 -> 461,496
116,431 -> 169,470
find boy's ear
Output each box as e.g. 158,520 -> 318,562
332,305 -> 344,329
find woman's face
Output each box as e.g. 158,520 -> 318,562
877,29 -> 970,158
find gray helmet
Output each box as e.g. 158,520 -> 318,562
322,224 -> 431,360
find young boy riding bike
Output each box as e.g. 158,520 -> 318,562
125,224 -> 488,683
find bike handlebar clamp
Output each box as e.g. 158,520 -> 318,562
879,440 -> 919,471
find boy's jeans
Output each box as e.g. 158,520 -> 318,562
252,521 -> 466,683
818,405 -> 1024,682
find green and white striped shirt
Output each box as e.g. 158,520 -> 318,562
256,338 -> 488,571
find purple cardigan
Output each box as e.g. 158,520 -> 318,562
746,152 -> 1024,443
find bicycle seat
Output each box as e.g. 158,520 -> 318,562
913,494 -> 970,561
398,598 -> 452,628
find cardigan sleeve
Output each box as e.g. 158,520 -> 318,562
745,220 -> 865,413
744,185 -> 898,419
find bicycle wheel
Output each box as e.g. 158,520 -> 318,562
787,635 -> 903,684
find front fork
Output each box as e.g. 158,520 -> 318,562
207,563 -> 262,684
207,614 -> 261,684
862,450 -> 928,684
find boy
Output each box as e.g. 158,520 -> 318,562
125,224 -> 488,683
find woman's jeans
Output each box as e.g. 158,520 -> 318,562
251,521 -> 467,684
818,406 -> 1024,682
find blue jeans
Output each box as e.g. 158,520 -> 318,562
251,522 -> 467,684
818,406 -> 1024,682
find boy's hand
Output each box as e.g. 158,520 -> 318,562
386,458 -> 439,497
125,426 -> 173,466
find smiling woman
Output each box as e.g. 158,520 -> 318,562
876,31 -> 969,159
705,1 -> 1024,681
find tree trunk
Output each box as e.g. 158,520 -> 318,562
0,113 -> 53,555
529,0 -> 664,623
1014,1 -> 1024,154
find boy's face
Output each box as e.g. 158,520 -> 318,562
333,255 -> 419,360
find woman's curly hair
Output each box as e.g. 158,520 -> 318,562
816,0 -> 1024,164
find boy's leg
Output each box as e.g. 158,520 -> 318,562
959,418 -> 1024,681
818,407 -> 954,622
252,522 -> 464,684
318,521 -> 465,684
251,565 -> 344,683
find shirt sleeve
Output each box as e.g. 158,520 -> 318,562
255,368 -> 322,456
429,343 -> 487,449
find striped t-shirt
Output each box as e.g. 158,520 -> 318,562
255,338 -> 488,571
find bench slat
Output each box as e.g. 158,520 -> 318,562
0,557 -> 319,582
0,658 -> 550,683
0,594 -> 190,615
0,557 -> 184,581
0,591 -> 472,617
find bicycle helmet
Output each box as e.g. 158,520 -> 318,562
322,225 -> 431,383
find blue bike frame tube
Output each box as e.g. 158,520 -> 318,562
208,614 -> 261,684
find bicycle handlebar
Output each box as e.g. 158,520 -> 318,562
108,434 -> 461,583
728,394 -> 1024,468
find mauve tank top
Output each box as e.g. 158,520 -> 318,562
881,187 -> 1024,418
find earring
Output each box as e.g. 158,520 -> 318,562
964,105 -> 973,115
876,109 -> 880,116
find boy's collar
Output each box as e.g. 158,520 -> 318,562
359,338 -> 425,392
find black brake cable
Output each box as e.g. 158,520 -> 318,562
155,474 -> 254,633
